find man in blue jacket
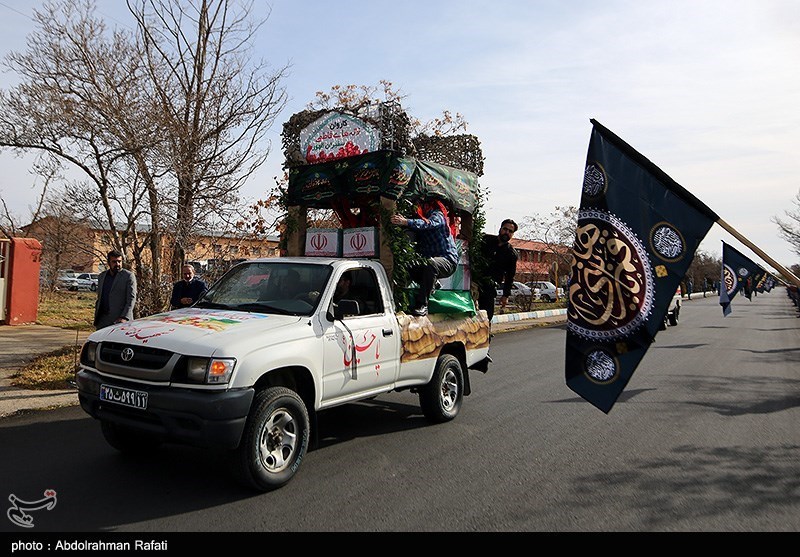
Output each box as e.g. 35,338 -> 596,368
391,199 -> 458,317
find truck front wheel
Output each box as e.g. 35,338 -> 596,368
419,354 -> 463,423
233,386 -> 310,491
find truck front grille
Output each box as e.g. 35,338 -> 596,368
100,342 -> 173,370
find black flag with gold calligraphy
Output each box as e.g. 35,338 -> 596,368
720,241 -> 764,314
566,120 -> 718,413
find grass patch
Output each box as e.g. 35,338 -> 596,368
12,345 -> 82,390
37,290 -> 95,330
496,298 -> 567,314
9,290 -> 94,390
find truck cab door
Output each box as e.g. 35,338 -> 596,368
321,267 -> 400,402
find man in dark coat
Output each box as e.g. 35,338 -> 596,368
478,219 -> 519,322
171,264 -> 208,309
94,250 -> 137,329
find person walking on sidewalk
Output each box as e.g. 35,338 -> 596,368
94,250 -> 137,329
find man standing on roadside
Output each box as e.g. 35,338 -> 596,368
478,219 -> 519,322
94,249 -> 137,329
170,264 -> 208,309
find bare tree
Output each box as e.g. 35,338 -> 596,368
0,155 -> 59,239
32,190 -> 98,290
128,0 -> 289,275
0,0 -> 168,311
773,189 -> 800,258
520,205 -> 577,274
684,249 -> 721,293
0,0 -> 289,314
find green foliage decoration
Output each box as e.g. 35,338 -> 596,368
467,186 -> 489,292
379,199 -> 425,311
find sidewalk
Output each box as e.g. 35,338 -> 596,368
0,325 -> 90,418
0,311 -> 566,419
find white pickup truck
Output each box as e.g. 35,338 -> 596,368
76,258 -> 491,491
660,287 -> 682,329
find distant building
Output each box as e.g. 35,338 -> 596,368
22,216 -> 280,282
510,238 -> 571,286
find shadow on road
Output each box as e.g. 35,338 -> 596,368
0,399 -> 432,532
0,410 -> 254,532
670,374 -> 800,416
736,346 -> 800,362
549,388 -> 657,405
568,443 -> 800,530
652,343 -> 708,349
315,399 -> 427,450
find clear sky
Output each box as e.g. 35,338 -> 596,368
1,0 -> 798,271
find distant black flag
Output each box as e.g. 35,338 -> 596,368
754,270 -> 768,293
720,241 -> 764,314
763,274 -> 776,292
751,265 -> 768,296
566,120 -> 718,413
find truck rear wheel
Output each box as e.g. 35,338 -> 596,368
232,386 -> 310,491
668,310 -> 679,326
419,354 -> 463,423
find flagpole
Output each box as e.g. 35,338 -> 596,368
716,218 -> 800,288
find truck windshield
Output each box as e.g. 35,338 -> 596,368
196,262 -> 333,316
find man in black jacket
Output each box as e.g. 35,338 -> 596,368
171,264 -> 208,309
478,219 -> 519,322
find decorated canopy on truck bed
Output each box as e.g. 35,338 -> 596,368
287,149 -> 479,213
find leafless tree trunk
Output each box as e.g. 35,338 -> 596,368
129,0 -> 288,276
0,0 -> 288,315
0,0 -> 161,309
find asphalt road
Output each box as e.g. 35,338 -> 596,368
1,292 -> 798,533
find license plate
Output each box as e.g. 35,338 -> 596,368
99,384 -> 148,410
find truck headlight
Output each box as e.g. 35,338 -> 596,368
81,341 -> 98,365
186,357 -> 236,384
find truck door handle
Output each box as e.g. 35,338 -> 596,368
382,328 -> 393,337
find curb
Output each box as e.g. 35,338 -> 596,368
492,308 -> 568,324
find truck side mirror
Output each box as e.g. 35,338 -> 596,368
332,299 -> 360,320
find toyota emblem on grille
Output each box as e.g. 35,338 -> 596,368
120,347 -> 135,362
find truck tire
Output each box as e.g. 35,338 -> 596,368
232,386 -> 310,492
419,354 -> 463,423
668,310 -> 679,326
100,420 -> 163,453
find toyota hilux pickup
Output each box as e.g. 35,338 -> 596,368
76,257 -> 490,491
